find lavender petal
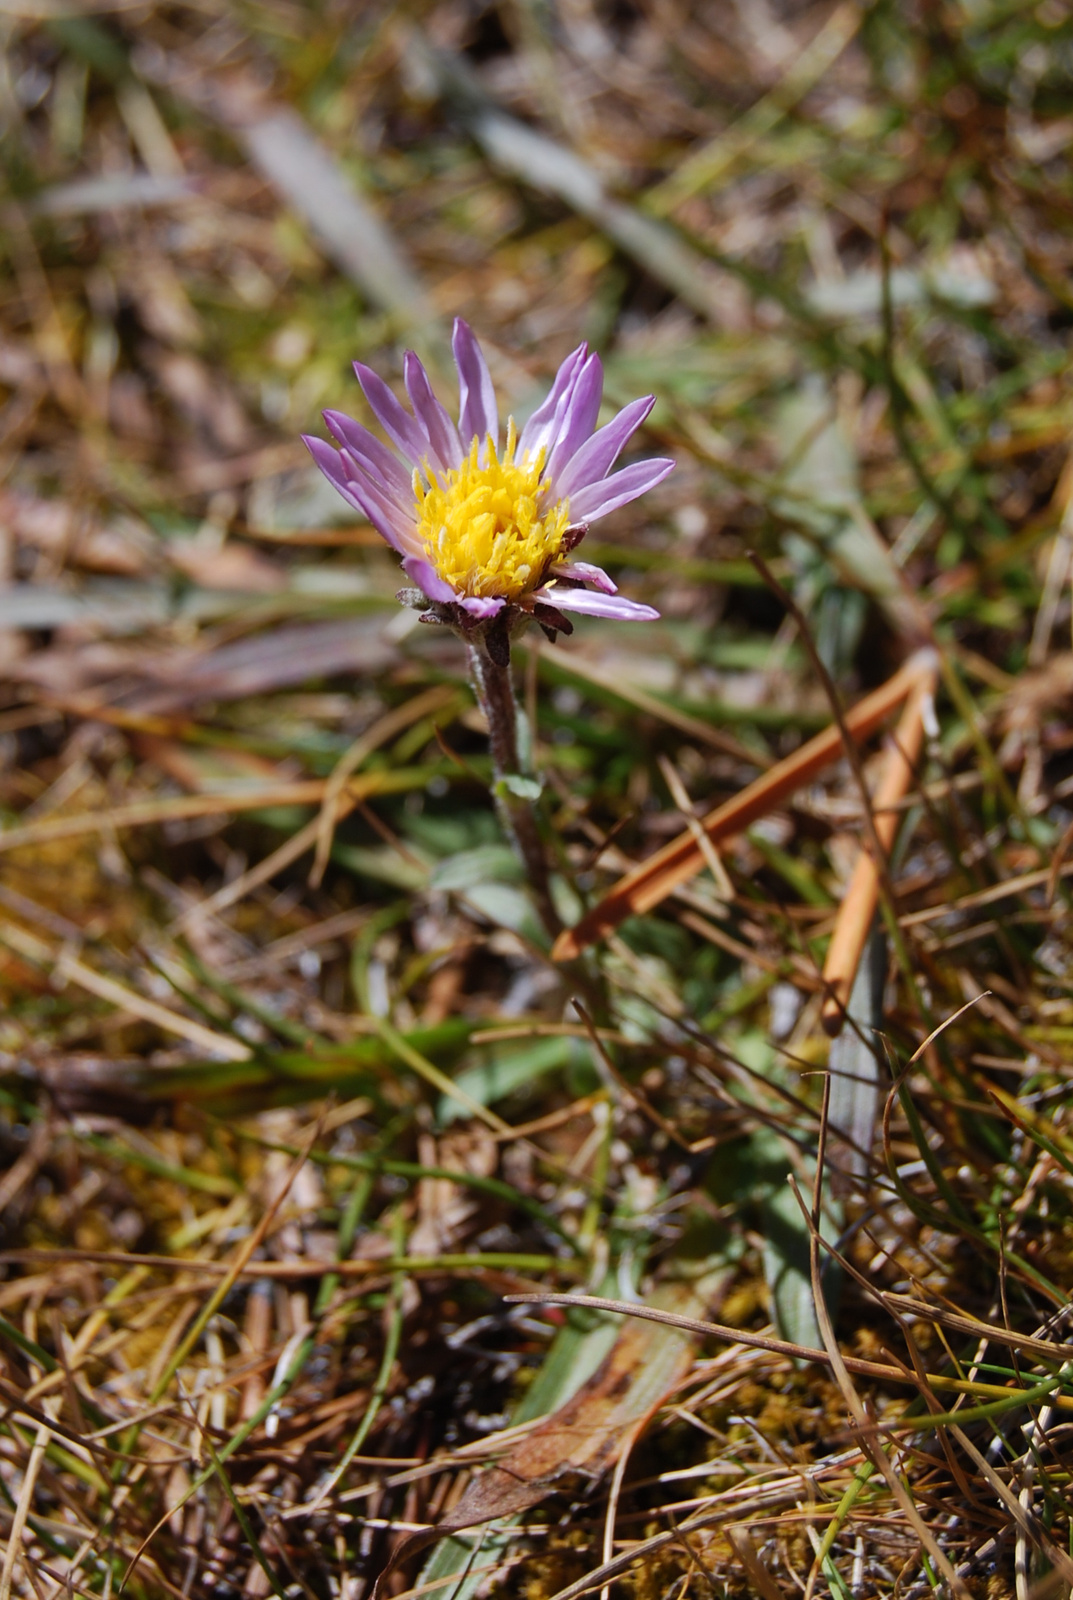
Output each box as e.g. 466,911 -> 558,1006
554,395 -> 656,499
353,362 -> 430,468
340,456 -> 425,554
531,585 -> 659,621
348,483 -> 422,556
543,352 -> 604,489
517,342 -> 587,462
567,457 -> 676,523
404,353 -> 463,474
452,319 -> 499,454
323,409 -> 413,503
338,447 -> 413,522
401,555 -> 460,604
457,593 -> 506,618
303,434 -> 351,492
550,560 -> 617,593
305,436 -> 416,553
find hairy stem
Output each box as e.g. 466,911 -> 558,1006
466,639 -> 562,939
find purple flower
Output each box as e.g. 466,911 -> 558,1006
303,320 -> 673,634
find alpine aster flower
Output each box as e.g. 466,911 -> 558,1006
304,320 -> 673,652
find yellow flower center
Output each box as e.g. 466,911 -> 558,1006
413,420 -> 570,602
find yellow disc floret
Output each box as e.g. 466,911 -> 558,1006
413,419 -> 570,602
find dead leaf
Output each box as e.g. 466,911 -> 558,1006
12,617 -> 401,709
372,1284 -> 701,1597
135,617 -> 400,710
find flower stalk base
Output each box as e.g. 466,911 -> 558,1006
466,639 -> 562,940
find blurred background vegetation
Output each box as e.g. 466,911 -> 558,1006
2,1 -> 1073,1596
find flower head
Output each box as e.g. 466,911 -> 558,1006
304,320 -> 673,641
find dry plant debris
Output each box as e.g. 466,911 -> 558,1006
2,2 -> 1073,1597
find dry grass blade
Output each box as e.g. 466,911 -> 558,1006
505,1293 -> 912,1386
538,642 -> 771,767
0,1415 -> 52,1600
949,1424 -> 1073,1587
138,57 -> 438,333
309,684 -> 458,886
57,953 -> 252,1059
726,1525 -> 792,1600
553,652 -> 935,958
122,1119 -> 327,1587
0,775 -> 418,854
793,1103 -> 972,1600
174,793 -> 362,931
506,1294 -> 1072,1416
657,752 -> 736,902
412,41 -> 742,328
907,992 -> 992,1065
536,1473 -> 859,1600
645,1 -> 863,213
0,919 -> 251,1058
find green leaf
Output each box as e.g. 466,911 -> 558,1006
439,1035 -> 579,1123
496,772 -> 542,801
429,844 -> 521,891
